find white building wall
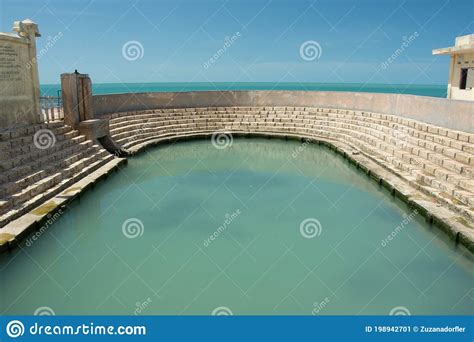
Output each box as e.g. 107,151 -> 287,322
449,53 -> 474,101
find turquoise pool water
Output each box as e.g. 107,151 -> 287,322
1,138 -> 472,315
40,82 -> 447,97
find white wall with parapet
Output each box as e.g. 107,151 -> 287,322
449,53 -> 474,101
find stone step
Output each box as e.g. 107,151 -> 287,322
319,131 -> 472,208
115,122 -> 473,211
301,123 -> 473,191
1,147 -> 106,214
113,125 -> 205,145
9,173 -> 63,208
348,148 -> 472,217
327,113 -> 473,157
111,123 -> 200,140
315,113 -> 472,155
317,120 -> 473,171
0,129 -> 81,161
0,144 -> 100,197
0,121 -> 65,142
110,115 -> 473,177
0,125 -> 74,155
230,118 -> 473,174
317,108 -> 474,142
1,140 -> 91,186
108,110 -> 474,205
0,137 -> 91,180
108,110 -> 472,157
62,148 -> 109,179
288,127 -> 472,211
0,199 -> 12,214
108,107 -> 474,146
119,130 -> 211,150
0,152 -> 115,228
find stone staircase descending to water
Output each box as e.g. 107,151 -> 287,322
0,122 -> 115,228
106,106 -> 474,225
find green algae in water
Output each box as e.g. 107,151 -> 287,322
0,138 -> 472,315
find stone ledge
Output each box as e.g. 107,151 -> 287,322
78,119 -> 109,141
0,157 -> 127,253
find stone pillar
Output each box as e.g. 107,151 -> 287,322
13,19 -> 42,118
447,54 -> 456,99
81,75 -> 93,121
61,72 -> 93,128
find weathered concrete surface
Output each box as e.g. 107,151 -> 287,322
0,19 -> 41,129
92,91 -> 474,133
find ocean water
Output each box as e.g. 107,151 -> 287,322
1,138 -> 472,315
40,82 -> 447,97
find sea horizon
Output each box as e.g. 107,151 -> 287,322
40,82 -> 447,98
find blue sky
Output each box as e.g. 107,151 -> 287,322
1,0 -> 473,85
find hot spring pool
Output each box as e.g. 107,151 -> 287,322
1,138 -> 472,315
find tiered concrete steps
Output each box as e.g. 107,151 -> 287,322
106,106 -> 474,223
0,122 -> 115,227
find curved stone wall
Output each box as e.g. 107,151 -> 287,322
104,104 -> 474,252
93,91 -> 474,133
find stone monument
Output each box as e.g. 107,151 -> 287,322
0,19 -> 41,129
